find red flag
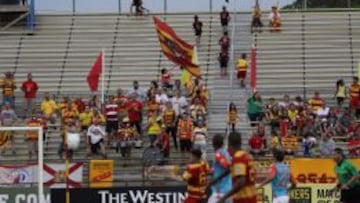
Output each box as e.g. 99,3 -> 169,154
250,46 -> 257,93
87,53 -> 102,92
153,16 -> 201,77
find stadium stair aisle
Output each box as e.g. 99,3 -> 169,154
207,12 -> 253,156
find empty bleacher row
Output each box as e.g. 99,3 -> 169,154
256,11 -> 360,104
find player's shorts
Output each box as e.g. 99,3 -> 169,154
273,195 -> 289,203
208,193 -> 231,203
237,70 -> 246,79
232,196 -> 257,203
184,196 -> 206,203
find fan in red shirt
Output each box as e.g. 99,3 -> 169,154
126,94 -> 143,136
72,97 -> 86,113
21,73 -> 38,118
160,68 -> 173,90
248,133 -> 265,156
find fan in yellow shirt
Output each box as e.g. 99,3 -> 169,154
41,92 -> 58,126
79,106 -> 93,131
236,53 -> 248,88
287,103 -> 298,126
147,111 -> 162,147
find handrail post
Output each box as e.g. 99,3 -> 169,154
72,0 -> 76,15
164,0 -> 167,15
118,0 -> 121,14
303,0 -> 307,11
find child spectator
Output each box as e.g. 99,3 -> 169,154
79,106 -> 93,133
41,92 -> 57,127
287,103 -> 299,128
193,119 -> 207,159
247,91 -> 264,126
116,117 -> 136,158
227,102 -> 239,133
158,125 -> 170,160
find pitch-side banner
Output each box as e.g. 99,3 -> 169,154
0,187 -> 50,203
290,159 -> 360,184
51,186 -> 187,203
43,162 -> 83,188
258,184 -> 341,203
0,164 -> 37,185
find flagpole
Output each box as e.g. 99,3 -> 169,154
101,48 -> 105,104
65,130 -> 70,203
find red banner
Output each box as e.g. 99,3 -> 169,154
250,46 -> 257,92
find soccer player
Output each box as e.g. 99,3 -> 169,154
257,150 -> 296,203
213,132 -> 257,203
218,132 -> 257,203
182,149 -> 209,203
208,134 -> 232,203
332,148 -> 360,203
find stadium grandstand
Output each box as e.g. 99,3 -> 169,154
0,0 -> 360,203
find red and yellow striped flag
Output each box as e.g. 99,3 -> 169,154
153,16 -> 201,78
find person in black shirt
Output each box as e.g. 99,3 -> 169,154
193,15 -> 203,45
220,6 -> 230,34
219,32 -> 230,53
218,51 -> 229,78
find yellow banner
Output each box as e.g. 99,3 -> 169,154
89,160 -> 114,188
258,184 -> 341,203
290,158 -> 360,184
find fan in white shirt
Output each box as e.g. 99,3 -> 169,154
87,120 -> 107,158
171,90 -> 188,116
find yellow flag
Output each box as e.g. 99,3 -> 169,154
181,46 -> 199,87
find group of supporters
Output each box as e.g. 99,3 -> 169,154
0,72 -> 42,158
251,3 -> 282,32
237,81 -> 360,158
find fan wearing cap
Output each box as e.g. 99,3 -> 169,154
116,117 -> 137,158
268,5 -> 281,32
0,72 -> 17,107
